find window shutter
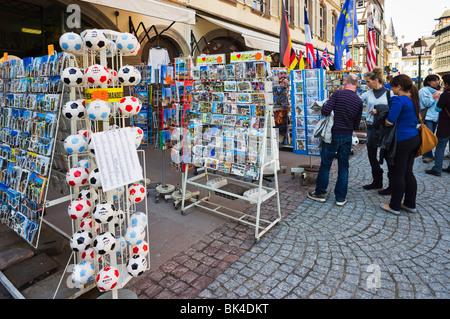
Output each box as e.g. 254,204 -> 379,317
327,8 -> 332,42
271,0 -> 280,18
299,0 -> 304,29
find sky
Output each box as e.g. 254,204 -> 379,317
384,0 -> 449,44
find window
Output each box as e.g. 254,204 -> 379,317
319,6 -> 324,39
357,1 -> 365,8
331,13 -> 336,42
253,0 -> 266,12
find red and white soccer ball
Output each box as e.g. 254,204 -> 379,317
80,246 -> 97,262
118,96 -> 142,116
96,266 -> 120,292
107,68 -> 118,86
67,198 -> 92,220
130,126 -> 144,147
128,183 -> 146,203
79,217 -> 99,233
66,166 -> 89,187
85,64 -> 109,87
131,240 -> 149,257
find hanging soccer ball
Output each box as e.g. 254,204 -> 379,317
129,41 -> 141,56
75,158 -> 89,170
126,254 -> 147,277
115,236 -> 127,256
71,261 -> 95,286
118,65 -> 141,86
89,168 -> 102,189
64,134 -> 88,154
66,166 -> 89,187
124,225 -> 146,246
118,96 -> 142,116
131,240 -> 149,257
106,40 -> 117,57
92,201 -> 115,224
67,198 -> 92,220
85,64 -> 110,87
93,231 -> 116,255
78,188 -> 98,203
79,217 -> 95,233
83,29 -> 108,51
130,212 -> 147,228
70,230 -> 93,252
59,32 -> 84,55
113,209 -> 125,228
96,266 -> 120,292
130,126 -> 144,147
107,68 -> 118,86
81,246 -> 97,262
112,186 -> 124,201
61,67 -> 85,87
128,183 -> 146,203
86,99 -> 111,121
115,32 -> 140,55
62,100 -> 86,120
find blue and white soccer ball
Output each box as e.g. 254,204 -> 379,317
86,99 -> 111,121
93,231 -> 116,255
106,40 -> 118,57
62,100 -> 86,120
92,201 -> 115,224
115,32 -> 140,55
61,67 -> 85,87
72,261 -> 95,286
112,186 -> 124,200
126,254 -> 147,277
118,65 -> 141,86
59,32 -> 84,55
64,134 -> 88,154
124,225 -> 146,246
130,212 -> 147,228
70,230 -> 93,252
115,236 -> 127,256
83,29 -> 108,52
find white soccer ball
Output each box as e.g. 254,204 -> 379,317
130,126 -> 144,147
352,135 -> 359,146
93,231 -> 116,255
115,32 -> 140,55
67,198 -> 92,220
96,266 -> 120,292
75,158 -> 89,170
78,188 -> 98,203
126,254 -> 147,277
83,29 -> 108,51
115,236 -> 127,256
92,201 -> 115,224
118,65 -> 141,86
89,168 -> 102,189
131,240 -> 149,257
85,64 -> 110,87
118,96 -> 142,116
61,67 -> 85,87
113,209 -> 125,228
64,134 -> 88,154
107,68 -> 118,86
80,246 -> 97,262
76,129 -> 92,141
66,166 -> 89,187
71,261 -> 95,286
112,186 -> 124,201
106,40 -> 117,57
79,217 -> 98,233
124,225 -> 146,246
59,32 -> 84,55
86,99 -> 111,121
70,230 -> 93,252
62,100 -> 86,120
128,183 -> 146,203
130,212 -> 147,228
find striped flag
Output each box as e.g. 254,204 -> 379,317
321,48 -> 333,68
304,9 -> 316,68
345,46 -> 356,69
279,1 -> 298,70
366,10 -> 376,71
298,50 -> 305,69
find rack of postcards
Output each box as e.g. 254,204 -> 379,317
290,68 -> 327,155
271,67 -> 291,148
176,51 -> 281,241
130,65 -> 152,147
52,29 -> 150,299
0,53 -> 66,246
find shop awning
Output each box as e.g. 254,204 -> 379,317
81,0 -> 196,25
199,15 -> 305,53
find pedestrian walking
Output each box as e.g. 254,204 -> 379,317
384,74 -> 393,90
380,74 -> 421,215
419,74 -> 441,163
360,67 -> 391,190
425,73 -> 450,176
308,74 -> 363,206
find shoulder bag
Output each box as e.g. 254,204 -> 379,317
415,113 -> 438,157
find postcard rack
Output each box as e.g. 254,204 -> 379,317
177,51 -> 281,241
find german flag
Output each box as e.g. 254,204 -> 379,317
279,1 -> 298,70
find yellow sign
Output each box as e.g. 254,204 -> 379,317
230,50 -> 264,63
196,54 -> 225,65
85,87 -> 124,104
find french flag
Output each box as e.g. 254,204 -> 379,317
304,9 -> 316,68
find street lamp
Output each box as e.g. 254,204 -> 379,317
412,38 -> 427,89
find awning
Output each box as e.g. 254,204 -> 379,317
81,0 -> 196,25
199,15 -> 305,53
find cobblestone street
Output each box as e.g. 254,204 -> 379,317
129,147 -> 450,299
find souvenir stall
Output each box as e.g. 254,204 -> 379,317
171,51 -> 282,241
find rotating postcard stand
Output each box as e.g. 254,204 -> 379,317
53,29 -> 150,299
178,52 -> 282,241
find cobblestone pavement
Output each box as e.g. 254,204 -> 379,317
129,147 -> 450,299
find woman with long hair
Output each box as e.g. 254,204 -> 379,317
380,74 -> 421,215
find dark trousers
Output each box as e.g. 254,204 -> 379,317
389,134 -> 421,210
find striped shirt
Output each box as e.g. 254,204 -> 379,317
322,89 -> 363,136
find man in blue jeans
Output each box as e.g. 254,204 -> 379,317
308,74 -> 363,206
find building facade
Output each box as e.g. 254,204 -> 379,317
432,9 -> 450,76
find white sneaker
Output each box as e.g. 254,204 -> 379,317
336,198 -> 347,206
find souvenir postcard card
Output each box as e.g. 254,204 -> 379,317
294,81 -> 304,93
294,93 -> 304,105
307,116 -> 320,127
223,115 -> 236,126
237,105 -> 250,115
295,105 -> 304,116
236,115 -> 249,128
211,114 -> 224,125
308,145 -> 320,155
237,93 -> 251,104
296,117 -> 305,128
305,69 -> 318,79
296,139 -> 306,151
211,103 -> 223,114
230,163 -> 246,176
199,65 -> 209,79
218,161 -> 231,174
225,64 -> 235,79
224,81 -> 237,91
244,166 -> 260,180
211,92 -> 224,102
296,129 -> 306,139
251,93 -> 266,104
292,70 -> 303,82
237,81 -> 252,92
224,92 -> 236,103
205,157 -> 219,170
250,117 -> 260,129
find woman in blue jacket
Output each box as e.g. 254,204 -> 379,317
419,74 -> 441,163
381,74 -> 421,215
